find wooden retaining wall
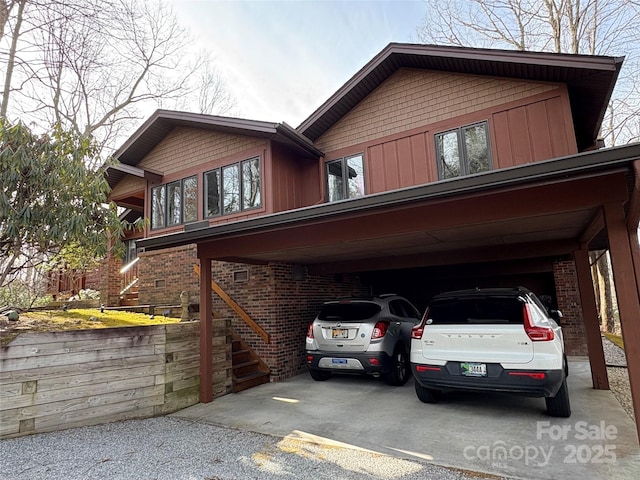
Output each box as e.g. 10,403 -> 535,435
0,320 -> 231,439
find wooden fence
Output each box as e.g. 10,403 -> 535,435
0,320 -> 231,439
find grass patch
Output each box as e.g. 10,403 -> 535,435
22,309 -> 181,329
603,332 -> 624,350
1,309 -> 181,346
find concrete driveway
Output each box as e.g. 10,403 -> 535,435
172,360 -> 640,480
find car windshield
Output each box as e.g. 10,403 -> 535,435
318,302 -> 381,321
427,296 -> 524,325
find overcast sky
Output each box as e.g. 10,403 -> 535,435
168,0 -> 425,127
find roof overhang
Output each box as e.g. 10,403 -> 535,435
105,163 -> 163,190
113,110 -> 322,166
137,143 -> 640,271
297,43 -> 624,151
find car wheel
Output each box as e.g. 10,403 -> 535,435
309,369 -> 332,381
545,377 -> 571,417
415,381 -> 441,403
385,346 -> 409,386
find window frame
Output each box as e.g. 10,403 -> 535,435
150,175 -> 197,230
204,156 -> 262,219
435,121 -> 492,180
325,153 -> 365,202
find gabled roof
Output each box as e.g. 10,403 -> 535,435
113,109 -> 322,166
297,43 -> 624,151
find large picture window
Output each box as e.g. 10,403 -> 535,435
150,175 -> 197,229
436,122 -> 491,179
205,156 -> 261,218
326,153 -> 365,202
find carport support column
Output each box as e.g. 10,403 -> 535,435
199,257 -> 213,403
604,202 -> 640,443
573,247 -> 609,390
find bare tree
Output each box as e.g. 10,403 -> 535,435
0,0 -> 235,153
417,0 -> 640,146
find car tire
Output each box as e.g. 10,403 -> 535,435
545,377 -> 571,417
309,369 -> 332,381
385,346 -> 410,386
415,381 -> 441,403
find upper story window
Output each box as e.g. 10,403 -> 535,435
436,122 -> 491,180
150,176 -> 197,229
326,153 -> 365,202
204,156 -> 261,218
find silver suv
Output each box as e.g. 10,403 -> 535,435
305,295 -> 422,385
410,287 -> 570,417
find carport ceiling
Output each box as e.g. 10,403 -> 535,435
238,209 -> 596,265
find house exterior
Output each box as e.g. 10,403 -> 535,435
103,44 -> 640,439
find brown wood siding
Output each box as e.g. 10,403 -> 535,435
269,142 -> 322,212
315,68 -> 559,153
329,90 -> 576,195
492,95 -> 576,170
109,175 -> 145,199
138,127 -> 267,177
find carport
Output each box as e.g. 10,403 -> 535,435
138,142 -> 640,443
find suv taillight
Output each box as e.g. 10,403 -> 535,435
411,308 -> 429,339
411,323 -> 424,339
371,321 -> 389,339
306,323 -> 314,339
523,304 -> 555,341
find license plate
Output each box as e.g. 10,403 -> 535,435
461,362 -> 487,377
332,328 -> 348,339
332,358 -> 347,364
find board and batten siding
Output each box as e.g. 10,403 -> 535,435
0,321 -> 231,439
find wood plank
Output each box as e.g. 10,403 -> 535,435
34,400 -> 160,431
0,354 -> 164,383
165,338 -> 199,354
5,325 -> 166,346
165,365 -> 200,383
526,100 -> 553,161
165,322 -> 199,337
1,344 -> 158,372
172,376 -> 199,392
36,364 -> 165,392
0,377 -> 159,414
0,382 -> 22,397
0,419 -> 19,437
158,385 -> 200,415
1,334 -> 165,359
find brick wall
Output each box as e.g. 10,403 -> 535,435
209,261 -> 369,381
100,256 -> 123,307
138,244 -> 200,306
316,68 -> 558,153
553,258 -> 588,356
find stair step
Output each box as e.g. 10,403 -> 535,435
233,359 -> 261,377
233,371 -> 269,393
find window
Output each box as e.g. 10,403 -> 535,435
124,239 -> 137,264
389,299 -> 422,320
205,157 -> 261,218
150,175 -> 197,229
326,153 -> 365,202
436,122 -> 491,179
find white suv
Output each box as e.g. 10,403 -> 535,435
410,287 -> 570,417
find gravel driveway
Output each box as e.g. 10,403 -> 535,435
0,416 -> 510,480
